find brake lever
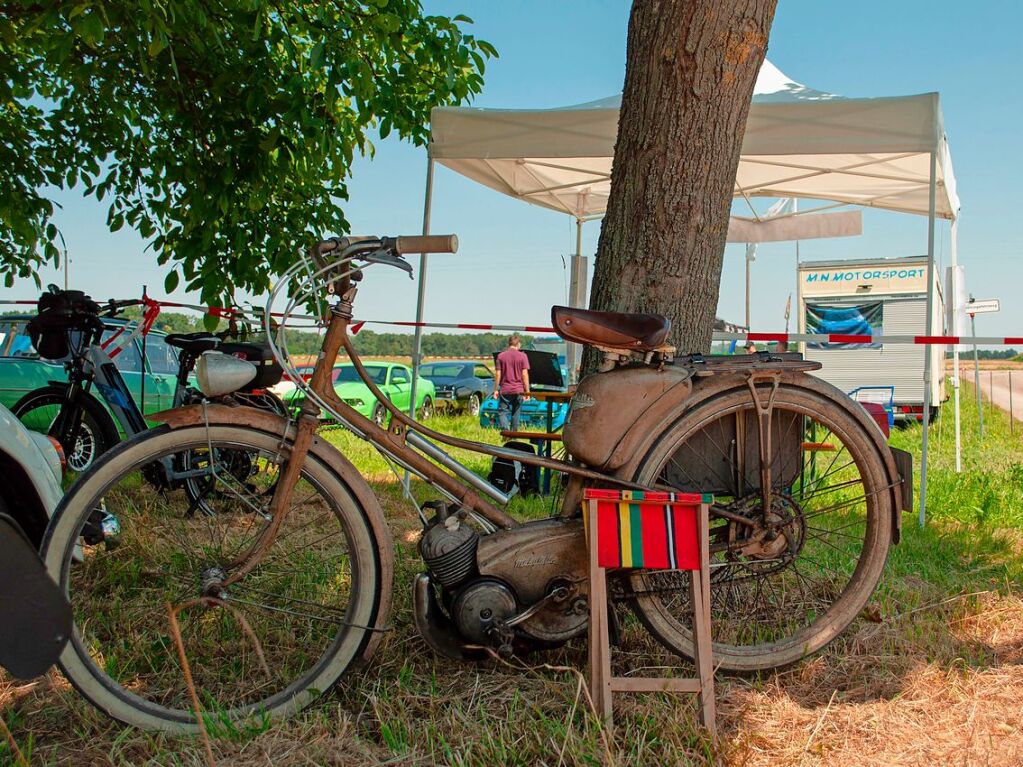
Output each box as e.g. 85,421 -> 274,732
359,248 -> 414,279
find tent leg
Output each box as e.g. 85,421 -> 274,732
408,156 -> 435,425
566,218 -> 588,383
744,243 -> 758,331
919,151 -> 938,527
951,218 -> 961,473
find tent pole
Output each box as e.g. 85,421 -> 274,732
408,155 -> 435,426
744,243 -> 756,330
919,150 -> 938,527
567,217 -> 587,383
950,217 -> 961,473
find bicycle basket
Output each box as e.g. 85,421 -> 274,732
27,289 -> 100,360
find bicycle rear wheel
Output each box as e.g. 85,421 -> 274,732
42,424 -> 385,732
12,386 -> 119,473
628,382 -> 893,671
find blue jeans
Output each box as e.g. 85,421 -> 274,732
497,393 -> 523,431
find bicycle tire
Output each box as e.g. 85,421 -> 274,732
42,424 -> 386,732
627,382 -> 893,672
12,385 -> 120,473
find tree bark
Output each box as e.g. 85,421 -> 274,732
587,0 -> 777,364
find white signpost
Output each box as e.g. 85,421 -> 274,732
967,298 -> 1001,315
967,297 -> 1001,438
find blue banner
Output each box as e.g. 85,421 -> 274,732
805,302 -> 883,349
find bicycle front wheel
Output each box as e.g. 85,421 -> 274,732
628,382 -> 893,672
42,424 -> 385,732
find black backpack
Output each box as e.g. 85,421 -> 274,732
487,441 -> 540,496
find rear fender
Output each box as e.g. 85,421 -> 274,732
609,371 -> 906,544
150,404 -> 394,659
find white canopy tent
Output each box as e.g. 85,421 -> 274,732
413,60 -> 960,523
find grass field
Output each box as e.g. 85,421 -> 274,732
3,381 -> 1022,766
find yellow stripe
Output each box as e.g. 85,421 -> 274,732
618,502 -> 632,567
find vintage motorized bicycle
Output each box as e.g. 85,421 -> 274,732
41,235 -> 912,731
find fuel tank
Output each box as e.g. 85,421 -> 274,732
562,365 -> 692,470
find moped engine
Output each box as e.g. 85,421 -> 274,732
416,505 -> 590,658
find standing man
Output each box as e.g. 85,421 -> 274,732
493,334 -> 531,431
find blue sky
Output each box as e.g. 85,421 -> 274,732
11,0 -> 1023,341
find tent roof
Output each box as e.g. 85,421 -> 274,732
430,60 -> 958,221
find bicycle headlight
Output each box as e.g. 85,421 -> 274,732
196,351 -> 258,397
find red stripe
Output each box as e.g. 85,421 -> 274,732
596,502 -> 621,568
914,335 -> 955,344
1004,337 -> 1023,344
748,333 -> 789,342
456,323 -> 494,330
524,325 -> 556,332
672,506 -> 700,571
640,508 -> 670,569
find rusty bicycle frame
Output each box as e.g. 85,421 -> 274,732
221,235 -> 643,583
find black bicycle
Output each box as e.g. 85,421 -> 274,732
13,287 -> 287,518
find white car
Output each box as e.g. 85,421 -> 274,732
0,402 -> 64,547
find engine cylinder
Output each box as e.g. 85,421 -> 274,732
420,514 -> 479,588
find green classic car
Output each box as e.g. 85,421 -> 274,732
283,362 -> 435,425
0,315 -> 182,422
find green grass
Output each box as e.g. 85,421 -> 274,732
4,381 -> 1023,766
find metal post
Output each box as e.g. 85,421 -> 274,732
744,243 -> 756,330
408,156 -> 435,426
566,218 -> 588,383
972,311 -> 983,438
919,151 -> 937,528
950,219 -> 962,473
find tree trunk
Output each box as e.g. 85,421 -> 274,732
587,0 -> 777,365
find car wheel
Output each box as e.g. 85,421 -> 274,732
372,404 -> 387,427
419,396 -> 433,420
467,393 -> 482,417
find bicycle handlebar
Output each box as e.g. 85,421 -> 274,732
394,234 -> 458,255
310,234 -> 459,262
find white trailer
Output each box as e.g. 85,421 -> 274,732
797,256 -> 946,423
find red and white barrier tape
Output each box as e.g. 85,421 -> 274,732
722,332 -> 1023,346
4,298 -> 1021,346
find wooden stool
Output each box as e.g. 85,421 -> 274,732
584,489 -> 716,736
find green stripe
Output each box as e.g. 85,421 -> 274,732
629,503 -> 644,568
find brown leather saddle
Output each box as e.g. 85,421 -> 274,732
551,305 -> 671,353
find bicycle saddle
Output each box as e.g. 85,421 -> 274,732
165,333 -> 221,354
551,306 -> 671,352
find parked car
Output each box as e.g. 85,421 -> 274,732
283,362 -> 435,424
419,360 -> 495,415
0,402 -> 63,548
0,314 -> 183,420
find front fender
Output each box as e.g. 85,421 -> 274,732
609,371 -> 906,545
149,404 -> 395,659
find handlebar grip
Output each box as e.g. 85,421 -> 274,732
394,234 -> 458,255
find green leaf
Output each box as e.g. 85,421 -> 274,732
164,270 -> 179,293
202,313 -> 220,332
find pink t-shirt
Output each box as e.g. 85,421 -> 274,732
496,348 -> 530,395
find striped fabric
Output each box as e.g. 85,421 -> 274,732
584,489 -> 709,571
